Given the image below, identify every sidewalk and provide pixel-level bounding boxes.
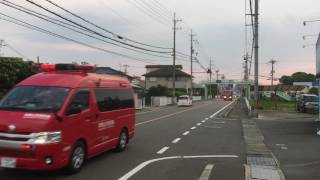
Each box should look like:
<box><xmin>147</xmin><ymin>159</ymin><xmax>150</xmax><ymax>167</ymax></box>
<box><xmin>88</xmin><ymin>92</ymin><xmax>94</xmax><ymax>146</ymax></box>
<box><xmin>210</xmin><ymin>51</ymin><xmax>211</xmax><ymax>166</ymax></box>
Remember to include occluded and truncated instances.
<box><xmin>229</xmin><ymin>101</ymin><xmax>285</xmax><ymax>180</ymax></box>
<box><xmin>256</xmin><ymin>110</ymin><xmax>320</xmax><ymax>180</ymax></box>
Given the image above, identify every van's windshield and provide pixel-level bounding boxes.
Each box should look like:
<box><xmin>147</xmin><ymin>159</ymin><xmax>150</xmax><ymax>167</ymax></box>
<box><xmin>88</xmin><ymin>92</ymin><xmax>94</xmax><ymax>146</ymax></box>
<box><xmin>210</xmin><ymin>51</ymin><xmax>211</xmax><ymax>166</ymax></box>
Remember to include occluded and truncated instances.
<box><xmin>0</xmin><ymin>86</ymin><xmax>70</xmax><ymax>112</ymax></box>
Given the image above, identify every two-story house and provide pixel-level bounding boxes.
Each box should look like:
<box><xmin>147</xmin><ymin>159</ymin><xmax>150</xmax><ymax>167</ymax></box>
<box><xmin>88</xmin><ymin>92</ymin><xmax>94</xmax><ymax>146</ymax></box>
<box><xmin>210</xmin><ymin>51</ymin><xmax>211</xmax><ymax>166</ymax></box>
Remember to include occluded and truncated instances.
<box><xmin>143</xmin><ymin>65</ymin><xmax>192</xmax><ymax>90</ymax></box>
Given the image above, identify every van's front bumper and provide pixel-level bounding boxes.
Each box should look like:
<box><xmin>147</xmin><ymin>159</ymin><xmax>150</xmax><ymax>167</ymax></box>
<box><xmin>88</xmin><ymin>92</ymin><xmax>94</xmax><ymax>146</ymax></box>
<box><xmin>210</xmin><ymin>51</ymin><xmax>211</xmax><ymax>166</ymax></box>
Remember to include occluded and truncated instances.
<box><xmin>0</xmin><ymin>141</ymin><xmax>70</xmax><ymax>170</ymax></box>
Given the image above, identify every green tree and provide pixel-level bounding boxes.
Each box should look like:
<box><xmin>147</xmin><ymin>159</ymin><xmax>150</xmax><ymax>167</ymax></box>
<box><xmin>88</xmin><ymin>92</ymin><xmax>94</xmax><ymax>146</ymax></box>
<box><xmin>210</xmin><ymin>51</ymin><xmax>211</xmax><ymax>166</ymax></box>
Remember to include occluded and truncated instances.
<box><xmin>309</xmin><ymin>87</ymin><xmax>318</xmax><ymax>95</ymax></box>
<box><xmin>147</xmin><ymin>85</ymin><xmax>169</xmax><ymax>97</ymax></box>
<box><xmin>0</xmin><ymin>57</ymin><xmax>37</xmax><ymax>97</ymax></box>
<box><xmin>280</xmin><ymin>72</ymin><xmax>315</xmax><ymax>85</ymax></box>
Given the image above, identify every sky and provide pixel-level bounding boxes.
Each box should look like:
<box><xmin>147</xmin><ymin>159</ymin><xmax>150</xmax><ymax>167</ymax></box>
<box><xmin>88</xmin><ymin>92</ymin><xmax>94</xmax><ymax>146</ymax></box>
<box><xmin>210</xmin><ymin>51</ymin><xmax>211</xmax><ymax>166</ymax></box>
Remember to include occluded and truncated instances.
<box><xmin>0</xmin><ymin>0</ymin><xmax>319</xmax><ymax>85</ymax></box>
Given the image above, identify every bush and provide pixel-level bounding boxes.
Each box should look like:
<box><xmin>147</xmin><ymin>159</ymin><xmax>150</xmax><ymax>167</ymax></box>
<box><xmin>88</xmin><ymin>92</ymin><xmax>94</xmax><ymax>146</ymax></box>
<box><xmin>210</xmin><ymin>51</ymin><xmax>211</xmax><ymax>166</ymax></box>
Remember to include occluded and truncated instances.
<box><xmin>0</xmin><ymin>57</ymin><xmax>38</xmax><ymax>95</ymax></box>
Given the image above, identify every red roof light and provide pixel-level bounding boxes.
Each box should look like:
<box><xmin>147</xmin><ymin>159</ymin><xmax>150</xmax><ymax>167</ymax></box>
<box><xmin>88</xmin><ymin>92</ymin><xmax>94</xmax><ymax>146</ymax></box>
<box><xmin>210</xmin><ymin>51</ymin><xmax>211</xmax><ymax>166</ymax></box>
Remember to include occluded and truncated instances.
<box><xmin>40</xmin><ymin>64</ymin><xmax>96</xmax><ymax>72</ymax></box>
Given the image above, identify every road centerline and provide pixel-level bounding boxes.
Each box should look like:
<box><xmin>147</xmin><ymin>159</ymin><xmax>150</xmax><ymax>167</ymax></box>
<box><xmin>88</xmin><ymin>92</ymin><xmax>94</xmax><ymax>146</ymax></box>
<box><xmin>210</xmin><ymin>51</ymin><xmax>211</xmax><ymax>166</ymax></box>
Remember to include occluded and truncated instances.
<box><xmin>135</xmin><ymin>103</ymin><xmax>212</xmax><ymax>126</ymax></box>
<box><xmin>183</xmin><ymin>131</ymin><xmax>190</xmax><ymax>135</ymax></box>
<box><xmin>157</xmin><ymin>147</ymin><xmax>169</xmax><ymax>154</ymax></box>
<box><xmin>199</xmin><ymin>164</ymin><xmax>215</xmax><ymax>180</ymax></box>
<box><xmin>172</xmin><ymin>138</ymin><xmax>181</xmax><ymax>144</ymax></box>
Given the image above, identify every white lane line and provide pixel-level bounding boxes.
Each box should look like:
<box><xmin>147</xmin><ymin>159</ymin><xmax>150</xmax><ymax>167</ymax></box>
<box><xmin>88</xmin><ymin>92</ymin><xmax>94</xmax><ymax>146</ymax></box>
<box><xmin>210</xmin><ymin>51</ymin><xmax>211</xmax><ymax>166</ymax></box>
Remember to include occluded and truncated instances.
<box><xmin>118</xmin><ymin>155</ymin><xmax>238</xmax><ymax>180</ymax></box>
<box><xmin>276</xmin><ymin>144</ymin><xmax>286</xmax><ymax>146</ymax></box>
<box><xmin>199</xmin><ymin>164</ymin><xmax>215</xmax><ymax>180</ymax></box>
<box><xmin>157</xmin><ymin>147</ymin><xmax>169</xmax><ymax>154</ymax></box>
<box><xmin>183</xmin><ymin>131</ymin><xmax>190</xmax><ymax>135</ymax></box>
<box><xmin>281</xmin><ymin>146</ymin><xmax>288</xmax><ymax>150</ymax></box>
<box><xmin>213</xmin><ymin>121</ymin><xmax>225</xmax><ymax>124</ymax></box>
<box><xmin>205</xmin><ymin>118</ymin><xmax>209</xmax><ymax>120</ymax></box>
<box><xmin>204</xmin><ymin>126</ymin><xmax>222</xmax><ymax>129</ymax></box>
<box><xmin>172</xmin><ymin>138</ymin><xmax>181</xmax><ymax>144</ymax></box>
<box><xmin>201</xmin><ymin>120</ymin><xmax>205</xmax><ymax>123</ymax></box>
<box><xmin>136</xmin><ymin>103</ymin><xmax>211</xmax><ymax>126</ymax></box>
<box><xmin>197</xmin><ymin>123</ymin><xmax>202</xmax><ymax>126</ymax></box>
<box><xmin>209</xmin><ymin>99</ymin><xmax>237</xmax><ymax>118</ymax></box>
<box><xmin>191</xmin><ymin>126</ymin><xmax>196</xmax><ymax>130</ymax></box>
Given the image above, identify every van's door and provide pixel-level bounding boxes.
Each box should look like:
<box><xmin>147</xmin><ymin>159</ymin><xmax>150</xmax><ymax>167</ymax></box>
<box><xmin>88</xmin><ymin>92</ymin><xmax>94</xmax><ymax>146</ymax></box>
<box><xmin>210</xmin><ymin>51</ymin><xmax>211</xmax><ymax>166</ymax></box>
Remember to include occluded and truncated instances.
<box><xmin>63</xmin><ymin>89</ymin><xmax>97</xmax><ymax>154</ymax></box>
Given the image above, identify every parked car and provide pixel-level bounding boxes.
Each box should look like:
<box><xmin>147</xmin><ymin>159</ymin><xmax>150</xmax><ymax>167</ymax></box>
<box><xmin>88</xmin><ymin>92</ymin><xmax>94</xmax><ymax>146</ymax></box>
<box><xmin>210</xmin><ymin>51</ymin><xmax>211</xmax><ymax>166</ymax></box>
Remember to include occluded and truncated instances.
<box><xmin>177</xmin><ymin>95</ymin><xmax>192</xmax><ymax>106</ymax></box>
<box><xmin>0</xmin><ymin>64</ymin><xmax>135</xmax><ymax>173</ymax></box>
<box><xmin>296</xmin><ymin>94</ymin><xmax>319</xmax><ymax>113</ymax></box>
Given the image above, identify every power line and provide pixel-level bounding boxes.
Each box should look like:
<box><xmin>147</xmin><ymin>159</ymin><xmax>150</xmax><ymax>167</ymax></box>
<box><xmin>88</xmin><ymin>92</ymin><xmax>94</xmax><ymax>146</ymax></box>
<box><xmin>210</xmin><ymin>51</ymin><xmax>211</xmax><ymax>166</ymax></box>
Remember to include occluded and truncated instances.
<box><xmin>150</xmin><ymin>0</ymin><xmax>172</xmax><ymax>15</ymax></box>
<box><xmin>125</xmin><ymin>0</ymin><xmax>171</xmax><ymax>27</ymax></box>
<box><xmin>26</xmin><ymin>0</ymin><xmax>172</xmax><ymax>53</ymax></box>
<box><xmin>138</xmin><ymin>0</ymin><xmax>172</xmax><ymax>20</ymax></box>
<box><xmin>44</xmin><ymin>0</ymin><xmax>171</xmax><ymax>50</ymax></box>
<box><xmin>0</xmin><ymin>1</ymin><xmax>174</xmax><ymax>59</ymax></box>
<box><xmin>0</xmin><ymin>13</ymin><xmax>161</xmax><ymax>64</ymax></box>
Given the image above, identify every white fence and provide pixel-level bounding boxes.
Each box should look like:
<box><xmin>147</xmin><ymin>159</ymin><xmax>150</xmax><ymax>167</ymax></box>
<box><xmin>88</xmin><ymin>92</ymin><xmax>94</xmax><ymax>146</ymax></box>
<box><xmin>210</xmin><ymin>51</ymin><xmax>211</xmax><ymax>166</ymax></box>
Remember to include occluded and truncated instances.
<box><xmin>151</xmin><ymin>96</ymin><xmax>173</xmax><ymax>107</ymax></box>
<box><xmin>192</xmin><ymin>96</ymin><xmax>202</xmax><ymax>101</ymax></box>
<box><xmin>134</xmin><ymin>94</ymin><xmax>145</xmax><ymax>109</ymax></box>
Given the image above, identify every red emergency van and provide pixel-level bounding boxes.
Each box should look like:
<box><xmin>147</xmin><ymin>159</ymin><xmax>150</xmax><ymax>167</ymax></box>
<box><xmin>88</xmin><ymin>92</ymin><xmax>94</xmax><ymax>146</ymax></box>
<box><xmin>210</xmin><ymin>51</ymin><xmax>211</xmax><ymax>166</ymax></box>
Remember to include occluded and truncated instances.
<box><xmin>0</xmin><ymin>64</ymin><xmax>135</xmax><ymax>173</ymax></box>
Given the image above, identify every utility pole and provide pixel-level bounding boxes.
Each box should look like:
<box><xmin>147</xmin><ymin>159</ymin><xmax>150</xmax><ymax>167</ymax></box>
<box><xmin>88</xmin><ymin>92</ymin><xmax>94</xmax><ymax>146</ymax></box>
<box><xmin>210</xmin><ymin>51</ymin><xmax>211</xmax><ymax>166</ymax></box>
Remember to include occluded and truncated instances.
<box><xmin>269</xmin><ymin>60</ymin><xmax>276</xmax><ymax>86</ymax></box>
<box><xmin>190</xmin><ymin>30</ymin><xmax>196</xmax><ymax>98</ymax></box>
<box><xmin>0</xmin><ymin>39</ymin><xmax>4</xmax><ymax>57</ymax></box>
<box><xmin>254</xmin><ymin>0</ymin><xmax>259</xmax><ymax>108</ymax></box>
<box><xmin>123</xmin><ymin>64</ymin><xmax>129</xmax><ymax>74</ymax></box>
<box><xmin>216</xmin><ymin>69</ymin><xmax>220</xmax><ymax>97</ymax></box>
<box><xmin>243</xmin><ymin>53</ymin><xmax>250</xmax><ymax>99</ymax></box>
<box><xmin>172</xmin><ymin>12</ymin><xmax>181</xmax><ymax>103</ymax></box>
<box><xmin>209</xmin><ymin>59</ymin><xmax>213</xmax><ymax>99</ymax></box>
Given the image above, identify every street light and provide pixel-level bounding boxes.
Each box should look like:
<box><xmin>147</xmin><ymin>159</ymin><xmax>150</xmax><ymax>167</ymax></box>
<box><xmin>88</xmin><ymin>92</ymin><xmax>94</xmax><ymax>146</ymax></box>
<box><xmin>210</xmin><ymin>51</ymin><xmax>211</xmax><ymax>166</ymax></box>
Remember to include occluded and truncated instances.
<box><xmin>303</xmin><ymin>19</ymin><xmax>320</xmax><ymax>26</ymax></box>
<box><xmin>303</xmin><ymin>34</ymin><xmax>318</xmax><ymax>40</ymax></box>
<box><xmin>302</xmin><ymin>44</ymin><xmax>315</xmax><ymax>48</ymax></box>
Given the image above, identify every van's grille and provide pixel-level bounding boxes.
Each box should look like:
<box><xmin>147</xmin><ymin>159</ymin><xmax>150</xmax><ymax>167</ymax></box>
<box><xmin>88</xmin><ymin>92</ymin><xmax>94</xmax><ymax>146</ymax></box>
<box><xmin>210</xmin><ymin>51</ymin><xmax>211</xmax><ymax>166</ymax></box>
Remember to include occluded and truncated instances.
<box><xmin>0</xmin><ymin>136</ymin><xmax>29</xmax><ymax>141</ymax></box>
<box><xmin>0</xmin><ymin>149</ymin><xmax>35</xmax><ymax>158</ymax></box>
<box><xmin>0</xmin><ymin>132</ymin><xmax>32</xmax><ymax>142</ymax></box>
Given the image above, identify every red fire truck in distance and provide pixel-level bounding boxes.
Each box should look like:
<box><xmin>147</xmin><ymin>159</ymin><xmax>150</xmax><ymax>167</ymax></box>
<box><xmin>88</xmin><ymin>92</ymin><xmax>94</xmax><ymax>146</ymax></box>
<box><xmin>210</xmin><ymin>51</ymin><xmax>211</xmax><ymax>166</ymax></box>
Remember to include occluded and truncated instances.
<box><xmin>0</xmin><ymin>64</ymin><xmax>135</xmax><ymax>173</ymax></box>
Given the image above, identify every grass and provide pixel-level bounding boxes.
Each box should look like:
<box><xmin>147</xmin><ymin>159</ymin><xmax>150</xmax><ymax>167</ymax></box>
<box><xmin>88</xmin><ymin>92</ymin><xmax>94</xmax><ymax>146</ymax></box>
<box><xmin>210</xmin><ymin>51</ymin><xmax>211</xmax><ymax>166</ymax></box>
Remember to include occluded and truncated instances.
<box><xmin>251</xmin><ymin>97</ymin><xmax>296</xmax><ymax>111</ymax></box>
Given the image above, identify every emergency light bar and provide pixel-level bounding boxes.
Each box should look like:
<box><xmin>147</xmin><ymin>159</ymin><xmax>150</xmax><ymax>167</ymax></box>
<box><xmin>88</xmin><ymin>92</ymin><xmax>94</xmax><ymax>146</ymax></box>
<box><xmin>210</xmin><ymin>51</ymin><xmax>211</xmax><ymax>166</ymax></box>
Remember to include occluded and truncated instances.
<box><xmin>40</xmin><ymin>64</ymin><xmax>96</xmax><ymax>72</ymax></box>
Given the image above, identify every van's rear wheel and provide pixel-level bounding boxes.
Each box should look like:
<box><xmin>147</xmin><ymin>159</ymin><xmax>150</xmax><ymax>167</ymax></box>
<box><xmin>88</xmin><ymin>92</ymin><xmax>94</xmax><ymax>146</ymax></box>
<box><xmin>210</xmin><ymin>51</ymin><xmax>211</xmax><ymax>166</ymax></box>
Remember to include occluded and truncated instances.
<box><xmin>115</xmin><ymin>129</ymin><xmax>128</xmax><ymax>152</ymax></box>
<box><xmin>65</xmin><ymin>141</ymin><xmax>86</xmax><ymax>174</ymax></box>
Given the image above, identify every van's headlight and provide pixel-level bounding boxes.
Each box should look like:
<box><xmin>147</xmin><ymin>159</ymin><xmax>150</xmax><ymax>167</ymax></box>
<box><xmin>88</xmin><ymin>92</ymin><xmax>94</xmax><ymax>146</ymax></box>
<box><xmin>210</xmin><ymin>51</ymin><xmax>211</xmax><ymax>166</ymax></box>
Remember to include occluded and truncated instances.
<box><xmin>30</xmin><ymin>131</ymin><xmax>62</xmax><ymax>144</ymax></box>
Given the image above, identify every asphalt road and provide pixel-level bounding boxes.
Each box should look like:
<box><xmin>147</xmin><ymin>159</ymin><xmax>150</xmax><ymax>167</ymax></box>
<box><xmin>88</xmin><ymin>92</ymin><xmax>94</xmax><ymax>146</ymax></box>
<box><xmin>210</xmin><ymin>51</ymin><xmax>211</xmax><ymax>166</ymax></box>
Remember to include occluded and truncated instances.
<box><xmin>0</xmin><ymin>99</ymin><xmax>245</xmax><ymax>180</ymax></box>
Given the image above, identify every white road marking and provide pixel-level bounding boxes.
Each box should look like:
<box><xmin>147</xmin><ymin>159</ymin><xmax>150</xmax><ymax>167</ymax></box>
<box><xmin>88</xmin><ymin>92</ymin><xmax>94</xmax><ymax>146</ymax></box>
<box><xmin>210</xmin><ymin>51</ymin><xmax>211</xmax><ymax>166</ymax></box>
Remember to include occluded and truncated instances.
<box><xmin>183</xmin><ymin>131</ymin><xmax>190</xmax><ymax>135</ymax></box>
<box><xmin>157</xmin><ymin>147</ymin><xmax>169</xmax><ymax>154</ymax></box>
<box><xmin>118</xmin><ymin>155</ymin><xmax>239</xmax><ymax>180</ymax></box>
<box><xmin>209</xmin><ymin>99</ymin><xmax>237</xmax><ymax>118</ymax></box>
<box><xmin>199</xmin><ymin>164</ymin><xmax>215</xmax><ymax>180</ymax></box>
<box><xmin>191</xmin><ymin>126</ymin><xmax>196</xmax><ymax>130</ymax></box>
<box><xmin>201</xmin><ymin>120</ymin><xmax>205</xmax><ymax>123</ymax></box>
<box><xmin>204</xmin><ymin>126</ymin><xmax>222</xmax><ymax>129</ymax></box>
<box><xmin>213</xmin><ymin>121</ymin><xmax>225</xmax><ymax>124</ymax></box>
<box><xmin>280</xmin><ymin>146</ymin><xmax>288</xmax><ymax>150</ymax></box>
<box><xmin>205</xmin><ymin>118</ymin><xmax>209</xmax><ymax>120</ymax></box>
<box><xmin>136</xmin><ymin>103</ymin><xmax>211</xmax><ymax>126</ymax></box>
<box><xmin>197</xmin><ymin>123</ymin><xmax>202</xmax><ymax>126</ymax></box>
<box><xmin>276</xmin><ymin>144</ymin><xmax>286</xmax><ymax>146</ymax></box>
<box><xmin>172</xmin><ymin>138</ymin><xmax>181</xmax><ymax>144</ymax></box>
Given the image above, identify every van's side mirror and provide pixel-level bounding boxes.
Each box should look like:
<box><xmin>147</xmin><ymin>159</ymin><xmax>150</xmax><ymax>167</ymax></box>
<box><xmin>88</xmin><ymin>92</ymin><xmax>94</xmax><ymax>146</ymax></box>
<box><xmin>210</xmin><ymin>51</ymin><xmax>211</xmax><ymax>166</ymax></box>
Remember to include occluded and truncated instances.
<box><xmin>66</xmin><ymin>105</ymin><xmax>82</xmax><ymax>116</ymax></box>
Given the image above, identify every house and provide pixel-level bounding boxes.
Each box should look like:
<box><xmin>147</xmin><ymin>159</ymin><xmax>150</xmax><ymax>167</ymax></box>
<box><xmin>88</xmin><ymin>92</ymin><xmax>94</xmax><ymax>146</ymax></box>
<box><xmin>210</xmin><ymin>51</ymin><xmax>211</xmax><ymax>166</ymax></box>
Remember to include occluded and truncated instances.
<box><xmin>143</xmin><ymin>65</ymin><xmax>192</xmax><ymax>90</ymax></box>
<box><xmin>95</xmin><ymin>67</ymin><xmax>134</xmax><ymax>82</ymax></box>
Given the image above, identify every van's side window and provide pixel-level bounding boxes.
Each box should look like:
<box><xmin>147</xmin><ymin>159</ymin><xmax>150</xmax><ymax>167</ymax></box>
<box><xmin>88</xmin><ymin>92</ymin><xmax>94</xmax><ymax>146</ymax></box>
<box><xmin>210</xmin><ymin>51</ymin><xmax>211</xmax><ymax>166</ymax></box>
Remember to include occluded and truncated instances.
<box><xmin>66</xmin><ymin>90</ymin><xmax>90</xmax><ymax>114</ymax></box>
<box><xmin>94</xmin><ymin>89</ymin><xmax>134</xmax><ymax>112</ymax></box>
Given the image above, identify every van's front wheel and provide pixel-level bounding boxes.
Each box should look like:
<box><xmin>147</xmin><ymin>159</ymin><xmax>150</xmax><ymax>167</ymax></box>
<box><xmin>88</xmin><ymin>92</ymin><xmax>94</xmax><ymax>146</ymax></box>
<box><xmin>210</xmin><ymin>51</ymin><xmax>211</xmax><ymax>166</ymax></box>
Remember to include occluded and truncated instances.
<box><xmin>115</xmin><ymin>129</ymin><xmax>128</xmax><ymax>152</ymax></box>
<box><xmin>65</xmin><ymin>141</ymin><xmax>86</xmax><ymax>174</ymax></box>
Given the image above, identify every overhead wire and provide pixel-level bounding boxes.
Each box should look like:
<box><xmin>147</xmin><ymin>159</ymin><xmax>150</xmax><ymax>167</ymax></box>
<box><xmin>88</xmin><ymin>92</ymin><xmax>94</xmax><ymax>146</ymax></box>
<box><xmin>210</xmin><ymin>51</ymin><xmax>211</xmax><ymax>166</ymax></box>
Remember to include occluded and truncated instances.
<box><xmin>26</xmin><ymin>0</ymin><xmax>172</xmax><ymax>53</ymax></box>
<box><xmin>124</xmin><ymin>0</ymin><xmax>171</xmax><ymax>27</ymax></box>
<box><xmin>44</xmin><ymin>0</ymin><xmax>171</xmax><ymax>50</ymax></box>
<box><xmin>0</xmin><ymin>1</ymin><xmax>175</xmax><ymax>60</ymax></box>
<box><xmin>0</xmin><ymin>13</ymin><xmax>160</xmax><ymax>64</ymax></box>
